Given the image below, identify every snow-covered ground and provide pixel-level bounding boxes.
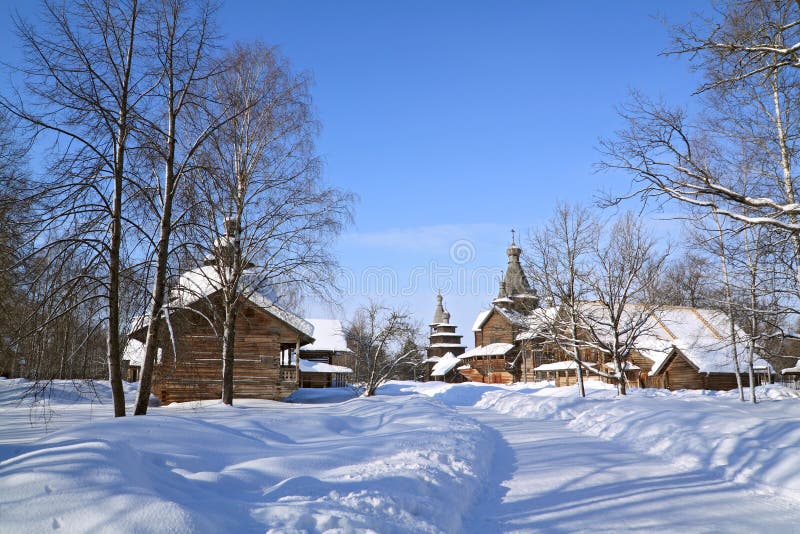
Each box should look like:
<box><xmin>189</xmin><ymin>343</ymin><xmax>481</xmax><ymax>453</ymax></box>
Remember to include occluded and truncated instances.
<box><xmin>2</xmin><ymin>378</ymin><xmax>800</xmax><ymax>532</ymax></box>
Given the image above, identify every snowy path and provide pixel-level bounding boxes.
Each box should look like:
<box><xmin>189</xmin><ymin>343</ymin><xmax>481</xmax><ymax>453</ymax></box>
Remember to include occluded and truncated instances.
<box><xmin>459</xmin><ymin>407</ymin><xmax>797</xmax><ymax>533</ymax></box>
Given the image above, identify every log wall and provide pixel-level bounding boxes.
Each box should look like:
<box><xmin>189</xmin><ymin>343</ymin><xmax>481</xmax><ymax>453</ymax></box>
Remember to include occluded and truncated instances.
<box><xmin>149</xmin><ymin>299</ymin><xmax>305</xmax><ymax>404</ymax></box>
<box><xmin>474</xmin><ymin>312</ymin><xmax>515</xmax><ymax>347</ymax></box>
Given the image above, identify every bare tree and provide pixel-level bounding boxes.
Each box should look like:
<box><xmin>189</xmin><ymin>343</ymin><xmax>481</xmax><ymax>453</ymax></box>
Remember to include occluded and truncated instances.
<box><xmin>345</xmin><ymin>303</ymin><xmax>420</xmax><ymax>397</ymax></box>
<box><xmin>3</xmin><ymin>0</ymin><xmax>148</xmax><ymax>416</ymax></box>
<box><xmin>0</xmin><ymin>110</ymin><xmax>30</xmax><ymax>377</ymax></box>
<box><xmin>528</xmin><ymin>203</ymin><xmax>599</xmax><ymax>397</ymax></box>
<box><xmin>723</xmin><ymin>214</ymin><xmax>786</xmax><ymax>402</ymax></box>
<box><xmin>654</xmin><ymin>250</ymin><xmax>719</xmax><ymax>307</ymax></box>
<box><xmin>601</xmin><ymin>1</ymin><xmax>800</xmax><ymax>282</ymax></box>
<box><xmin>133</xmin><ymin>0</ymin><xmax>224</xmax><ymax>415</ymax></box>
<box><xmin>691</xmin><ymin>211</ymin><xmax>748</xmax><ymax>400</ymax></box>
<box><xmin>582</xmin><ymin>213</ymin><xmax>668</xmax><ymax>395</ymax></box>
<box><xmin>186</xmin><ymin>42</ymin><xmax>352</xmax><ymax>405</ymax></box>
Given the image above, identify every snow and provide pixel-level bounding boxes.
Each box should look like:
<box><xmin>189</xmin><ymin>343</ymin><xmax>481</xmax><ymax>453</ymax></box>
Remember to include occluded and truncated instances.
<box><xmin>121</xmin><ymin>339</ymin><xmax>161</xmax><ymax>367</ymax></box>
<box><xmin>533</xmin><ymin>360</ymin><xmax>597</xmax><ymax>371</ymax></box>
<box><xmin>471</xmin><ymin>310</ymin><xmax>491</xmax><ymax>332</ymax></box>
<box><xmin>300</xmin><ymin>319</ymin><xmax>351</xmax><ymax>353</ymax></box>
<box><xmin>0</xmin><ymin>378</ymin><xmax>490</xmax><ymax>533</ymax></box>
<box><xmin>297</xmin><ymin>358</ymin><xmax>352</xmax><ymax>374</ymax></box>
<box><xmin>459</xmin><ymin>343</ymin><xmax>514</xmax><ymax>359</ymax></box>
<box><xmin>4</xmin><ymin>377</ymin><xmax>800</xmax><ymax>532</ymax></box>
<box><xmin>121</xmin><ymin>339</ymin><xmax>144</xmax><ymax>367</ymax></box>
<box><xmin>172</xmin><ymin>265</ymin><xmax>314</xmax><ymax>338</ymax></box>
<box><xmin>431</xmin><ymin>352</ymin><xmax>460</xmax><ymax>376</ymax></box>
<box><xmin>428</xmin><ymin>342</ymin><xmax>467</xmax><ymax>348</ymax></box>
<box><xmin>603</xmin><ymin>361</ymin><xmax>640</xmax><ymax>370</ymax></box>
<box><xmin>782</xmin><ymin>359</ymin><xmax>800</xmax><ymax>374</ymax></box>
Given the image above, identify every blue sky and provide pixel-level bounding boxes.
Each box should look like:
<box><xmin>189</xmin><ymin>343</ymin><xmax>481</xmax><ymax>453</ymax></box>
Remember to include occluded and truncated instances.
<box><xmin>0</xmin><ymin>1</ymin><xmax>705</xmax><ymax>342</ymax></box>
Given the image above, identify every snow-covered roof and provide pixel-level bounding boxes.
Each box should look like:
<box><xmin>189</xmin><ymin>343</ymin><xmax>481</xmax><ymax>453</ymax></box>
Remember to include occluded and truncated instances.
<box><xmin>505</xmin><ymin>301</ymin><xmax>773</xmax><ymax>376</ymax></box>
<box><xmin>603</xmin><ymin>361</ymin><xmax>640</xmax><ymax>371</ymax></box>
<box><xmin>423</xmin><ymin>356</ymin><xmax>441</xmax><ymax>363</ymax></box>
<box><xmin>298</xmin><ymin>358</ymin><xmax>352</xmax><ymax>374</ymax></box>
<box><xmin>300</xmin><ymin>319</ymin><xmax>351</xmax><ymax>353</ymax></box>
<box><xmin>430</xmin><ymin>331</ymin><xmax>462</xmax><ymax>337</ymax></box>
<box><xmin>515</xmin><ymin>307</ymin><xmax>558</xmax><ymax>340</ymax></box>
<box><xmin>534</xmin><ymin>361</ymin><xmax>596</xmax><ymax>372</ymax></box>
<box><xmin>472</xmin><ymin>310</ymin><xmax>492</xmax><ymax>332</ymax></box>
<box><xmin>431</xmin><ymin>352</ymin><xmax>461</xmax><ymax>377</ymax></box>
<box><xmin>121</xmin><ymin>339</ymin><xmax>161</xmax><ymax>367</ymax></box>
<box><xmin>459</xmin><ymin>343</ymin><xmax>514</xmax><ymax>359</ymax></box>
<box><xmin>782</xmin><ymin>362</ymin><xmax>800</xmax><ymax>375</ymax></box>
<box><xmin>472</xmin><ymin>306</ymin><xmax>536</xmax><ymax>333</ymax></box>
<box><xmin>495</xmin><ymin>306</ymin><xmax>530</xmax><ymax>327</ymax></box>
<box><xmin>122</xmin><ymin>339</ymin><xmax>144</xmax><ymax>367</ymax></box>
<box><xmin>650</xmin><ymin>307</ymin><xmax>773</xmax><ymax>375</ymax></box>
<box><xmin>171</xmin><ymin>265</ymin><xmax>314</xmax><ymax>338</ymax></box>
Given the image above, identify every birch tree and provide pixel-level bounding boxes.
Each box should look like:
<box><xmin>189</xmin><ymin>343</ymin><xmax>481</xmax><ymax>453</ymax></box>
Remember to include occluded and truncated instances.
<box><xmin>699</xmin><ymin>211</ymin><xmax>747</xmax><ymax>400</ymax></box>
<box><xmin>601</xmin><ymin>0</ymin><xmax>800</xmax><ymax>283</ymax></box>
<box><xmin>188</xmin><ymin>42</ymin><xmax>352</xmax><ymax>405</ymax></box>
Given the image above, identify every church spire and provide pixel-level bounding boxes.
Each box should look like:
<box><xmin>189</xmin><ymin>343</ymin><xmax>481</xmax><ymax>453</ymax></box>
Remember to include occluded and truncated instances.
<box><xmin>504</xmin><ymin>232</ymin><xmax>530</xmax><ymax>296</ymax></box>
<box><xmin>492</xmin><ymin>231</ymin><xmax>538</xmax><ymax>310</ymax></box>
<box><xmin>431</xmin><ymin>293</ymin><xmax>445</xmax><ymax>325</ymax></box>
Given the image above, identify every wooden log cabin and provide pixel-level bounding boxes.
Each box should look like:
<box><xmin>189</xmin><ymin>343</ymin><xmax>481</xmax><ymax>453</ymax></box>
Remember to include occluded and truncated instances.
<box><xmin>126</xmin><ymin>264</ymin><xmax>352</xmax><ymax>404</ymax></box>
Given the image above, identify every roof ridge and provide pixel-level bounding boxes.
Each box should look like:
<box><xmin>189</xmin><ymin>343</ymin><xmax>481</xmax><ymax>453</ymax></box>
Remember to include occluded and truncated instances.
<box><xmin>652</xmin><ymin>313</ymin><xmax>678</xmax><ymax>341</ymax></box>
<box><xmin>690</xmin><ymin>308</ymin><xmax>724</xmax><ymax>340</ymax></box>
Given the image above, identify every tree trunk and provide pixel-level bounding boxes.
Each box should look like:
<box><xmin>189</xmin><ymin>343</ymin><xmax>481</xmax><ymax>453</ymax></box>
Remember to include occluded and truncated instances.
<box><xmin>572</xmin><ymin>318</ymin><xmax>585</xmax><ymax>398</ymax></box>
<box><xmin>616</xmin><ymin>357</ymin><xmax>627</xmax><ymax>396</ymax></box>
<box><xmin>107</xmin><ymin>124</ymin><xmax>127</xmax><ymax>418</ymax></box>
<box><xmin>714</xmin><ymin>216</ymin><xmax>745</xmax><ymax>402</ymax></box>
<box><xmin>221</xmin><ymin>304</ymin><xmax>237</xmax><ymax>405</ymax></box>
<box><xmin>133</xmin><ymin>210</ymin><xmax>172</xmax><ymax>415</ymax></box>
<box><xmin>107</xmin><ymin>0</ymin><xmax>138</xmax><ymax>417</ymax></box>
<box><xmin>134</xmin><ymin>115</ymin><xmax>177</xmax><ymax>415</ymax></box>
<box><xmin>575</xmin><ymin>353</ymin><xmax>586</xmax><ymax>398</ymax></box>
